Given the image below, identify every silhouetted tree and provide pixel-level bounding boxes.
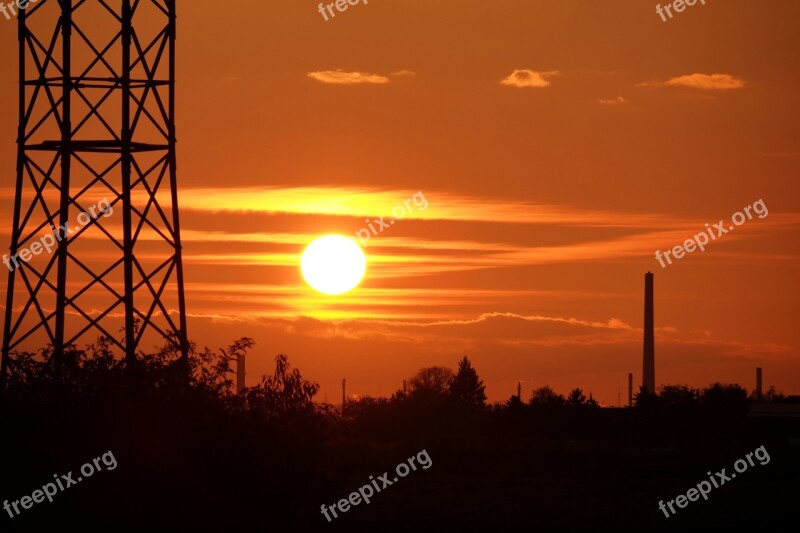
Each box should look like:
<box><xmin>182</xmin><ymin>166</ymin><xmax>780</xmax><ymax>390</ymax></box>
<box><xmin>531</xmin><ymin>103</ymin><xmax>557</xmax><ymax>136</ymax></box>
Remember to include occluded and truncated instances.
<box><xmin>407</xmin><ymin>366</ymin><xmax>454</xmax><ymax>399</ymax></box>
<box><xmin>700</xmin><ymin>382</ymin><xmax>749</xmax><ymax>413</ymax></box>
<box><xmin>506</xmin><ymin>394</ymin><xmax>524</xmax><ymax>409</ymax></box>
<box><xmin>586</xmin><ymin>393</ymin><xmax>599</xmax><ymax>408</ymax></box>
<box><xmin>657</xmin><ymin>384</ymin><xmax>699</xmax><ymax>408</ymax></box>
<box><xmin>567</xmin><ymin>388</ymin><xmax>588</xmax><ymax>406</ymax></box>
<box><xmin>565</xmin><ymin>388</ymin><xmax>600</xmax><ymax>411</ymax></box>
<box><xmin>763</xmin><ymin>385</ymin><xmax>785</xmax><ymax>402</ymax></box>
<box><xmin>245</xmin><ymin>353</ymin><xmax>320</xmax><ymax>417</ymax></box>
<box><xmin>390</xmin><ymin>388</ymin><xmax>408</xmax><ymax>401</ymax></box>
<box><xmin>450</xmin><ymin>356</ymin><xmax>487</xmax><ymax>408</ymax></box>
<box><xmin>192</xmin><ymin>337</ymin><xmax>253</xmax><ymax>399</ymax></box>
<box><xmin>529</xmin><ymin>385</ymin><xmax>565</xmax><ymax>408</ymax></box>
<box><xmin>748</xmin><ymin>385</ymin><xmax>786</xmax><ymax>402</ymax></box>
<box><xmin>633</xmin><ymin>385</ymin><xmax>658</xmax><ymax>409</ymax></box>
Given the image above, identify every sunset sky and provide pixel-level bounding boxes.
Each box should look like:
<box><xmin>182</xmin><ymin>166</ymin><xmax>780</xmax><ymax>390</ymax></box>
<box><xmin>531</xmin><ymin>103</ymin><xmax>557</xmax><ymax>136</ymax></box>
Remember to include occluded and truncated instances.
<box><xmin>1</xmin><ymin>0</ymin><xmax>799</xmax><ymax>404</ymax></box>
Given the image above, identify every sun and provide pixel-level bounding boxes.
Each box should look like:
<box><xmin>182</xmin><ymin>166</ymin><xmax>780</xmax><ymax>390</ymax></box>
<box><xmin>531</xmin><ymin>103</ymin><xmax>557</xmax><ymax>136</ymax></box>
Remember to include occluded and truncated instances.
<box><xmin>301</xmin><ymin>235</ymin><xmax>366</xmax><ymax>295</ymax></box>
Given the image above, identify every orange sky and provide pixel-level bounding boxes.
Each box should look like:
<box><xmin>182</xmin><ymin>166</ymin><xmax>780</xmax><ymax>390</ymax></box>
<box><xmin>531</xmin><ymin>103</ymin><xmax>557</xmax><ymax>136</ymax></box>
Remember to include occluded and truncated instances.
<box><xmin>1</xmin><ymin>0</ymin><xmax>799</xmax><ymax>404</ymax></box>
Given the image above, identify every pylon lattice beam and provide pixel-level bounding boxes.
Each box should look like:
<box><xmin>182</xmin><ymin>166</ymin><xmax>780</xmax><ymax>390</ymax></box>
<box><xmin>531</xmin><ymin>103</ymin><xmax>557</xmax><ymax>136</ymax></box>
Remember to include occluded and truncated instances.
<box><xmin>1</xmin><ymin>0</ymin><xmax>188</xmax><ymax>388</ymax></box>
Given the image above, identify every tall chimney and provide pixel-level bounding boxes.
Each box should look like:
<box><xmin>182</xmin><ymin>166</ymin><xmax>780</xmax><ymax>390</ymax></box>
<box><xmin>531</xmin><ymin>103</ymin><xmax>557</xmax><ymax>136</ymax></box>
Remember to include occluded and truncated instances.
<box><xmin>517</xmin><ymin>381</ymin><xmax>522</xmax><ymax>401</ymax></box>
<box><xmin>236</xmin><ymin>352</ymin><xmax>246</xmax><ymax>394</ymax></box>
<box><xmin>642</xmin><ymin>272</ymin><xmax>655</xmax><ymax>394</ymax></box>
<box><xmin>628</xmin><ymin>372</ymin><xmax>633</xmax><ymax>406</ymax></box>
<box><xmin>342</xmin><ymin>378</ymin><xmax>346</xmax><ymax>413</ymax></box>
<box><xmin>756</xmin><ymin>368</ymin><xmax>763</xmax><ymax>400</ymax></box>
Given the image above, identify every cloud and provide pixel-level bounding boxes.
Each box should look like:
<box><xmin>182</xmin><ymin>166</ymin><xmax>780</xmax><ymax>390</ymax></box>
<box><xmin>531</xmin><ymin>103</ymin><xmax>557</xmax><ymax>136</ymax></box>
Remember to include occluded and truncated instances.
<box><xmin>307</xmin><ymin>70</ymin><xmax>390</xmax><ymax>85</ymax></box>
<box><xmin>598</xmin><ymin>96</ymin><xmax>627</xmax><ymax>105</ymax></box>
<box><xmin>173</xmin><ymin>186</ymin><xmax>685</xmax><ymax>227</ymax></box>
<box><xmin>391</xmin><ymin>70</ymin><xmax>415</xmax><ymax>77</ymax></box>
<box><xmin>640</xmin><ymin>73</ymin><xmax>746</xmax><ymax>90</ymax></box>
<box><xmin>500</xmin><ymin>69</ymin><xmax>559</xmax><ymax>88</ymax></box>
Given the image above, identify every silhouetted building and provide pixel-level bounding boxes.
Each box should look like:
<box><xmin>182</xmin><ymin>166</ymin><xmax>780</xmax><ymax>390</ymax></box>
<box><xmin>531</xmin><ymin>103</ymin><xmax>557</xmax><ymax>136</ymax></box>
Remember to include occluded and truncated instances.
<box><xmin>642</xmin><ymin>272</ymin><xmax>655</xmax><ymax>393</ymax></box>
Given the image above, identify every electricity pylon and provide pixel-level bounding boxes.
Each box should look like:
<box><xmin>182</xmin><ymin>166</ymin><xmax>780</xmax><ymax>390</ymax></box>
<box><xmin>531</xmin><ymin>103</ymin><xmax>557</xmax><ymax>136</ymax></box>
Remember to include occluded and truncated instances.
<box><xmin>1</xmin><ymin>0</ymin><xmax>188</xmax><ymax>391</ymax></box>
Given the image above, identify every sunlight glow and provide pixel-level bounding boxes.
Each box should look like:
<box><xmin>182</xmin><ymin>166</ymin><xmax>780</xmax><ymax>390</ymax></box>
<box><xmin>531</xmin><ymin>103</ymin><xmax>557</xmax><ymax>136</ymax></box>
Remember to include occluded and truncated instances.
<box><xmin>301</xmin><ymin>235</ymin><xmax>366</xmax><ymax>295</ymax></box>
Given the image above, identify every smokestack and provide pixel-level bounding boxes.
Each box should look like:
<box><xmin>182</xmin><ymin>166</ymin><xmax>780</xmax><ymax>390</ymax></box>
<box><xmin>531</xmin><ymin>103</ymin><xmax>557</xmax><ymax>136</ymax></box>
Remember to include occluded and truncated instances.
<box><xmin>342</xmin><ymin>378</ymin><xmax>346</xmax><ymax>413</ymax></box>
<box><xmin>756</xmin><ymin>368</ymin><xmax>763</xmax><ymax>400</ymax></box>
<box><xmin>628</xmin><ymin>373</ymin><xmax>633</xmax><ymax>406</ymax></box>
<box><xmin>517</xmin><ymin>381</ymin><xmax>522</xmax><ymax>401</ymax></box>
<box><xmin>236</xmin><ymin>352</ymin><xmax>245</xmax><ymax>394</ymax></box>
<box><xmin>642</xmin><ymin>272</ymin><xmax>655</xmax><ymax>394</ymax></box>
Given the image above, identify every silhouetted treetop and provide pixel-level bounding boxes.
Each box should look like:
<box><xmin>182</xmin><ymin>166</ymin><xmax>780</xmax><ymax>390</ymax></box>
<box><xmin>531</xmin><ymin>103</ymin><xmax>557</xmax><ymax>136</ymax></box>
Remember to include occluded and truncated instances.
<box><xmin>529</xmin><ymin>385</ymin><xmax>565</xmax><ymax>408</ymax></box>
<box><xmin>450</xmin><ymin>356</ymin><xmax>487</xmax><ymax>408</ymax></box>
<box><xmin>245</xmin><ymin>353</ymin><xmax>320</xmax><ymax>417</ymax></box>
<box><xmin>407</xmin><ymin>366</ymin><xmax>454</xmax><ymax>399</ymax></box>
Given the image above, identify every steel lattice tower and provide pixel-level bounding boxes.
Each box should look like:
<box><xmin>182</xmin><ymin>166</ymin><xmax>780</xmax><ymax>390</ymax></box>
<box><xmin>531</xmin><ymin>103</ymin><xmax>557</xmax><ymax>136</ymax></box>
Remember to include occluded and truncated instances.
<box><xmin>1</xmin><ymin>0</ymin><xmax>188</xmax><ymax>389</ymax></box>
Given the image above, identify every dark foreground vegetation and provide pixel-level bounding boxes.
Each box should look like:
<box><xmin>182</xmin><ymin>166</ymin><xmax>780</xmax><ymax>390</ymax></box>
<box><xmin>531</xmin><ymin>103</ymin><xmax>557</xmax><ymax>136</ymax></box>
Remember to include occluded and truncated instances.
<box><xmin>1</xmin><ymin>338</ymin><xmax>797</xmax><ymax>531</ymax></box>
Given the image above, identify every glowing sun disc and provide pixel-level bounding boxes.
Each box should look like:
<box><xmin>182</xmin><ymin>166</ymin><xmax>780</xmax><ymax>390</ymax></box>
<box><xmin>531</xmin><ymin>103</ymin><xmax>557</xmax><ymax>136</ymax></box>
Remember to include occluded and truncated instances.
<box><xmin>301</xmin><ymin>235</ymin><xmax>366</xmax><ymax>295</ymax></box>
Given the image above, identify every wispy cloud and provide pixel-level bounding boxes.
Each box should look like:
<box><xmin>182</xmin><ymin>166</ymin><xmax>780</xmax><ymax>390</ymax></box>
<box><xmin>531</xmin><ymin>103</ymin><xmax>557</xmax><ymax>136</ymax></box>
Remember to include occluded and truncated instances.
<box><xmin>598</xmin><ymin>96</ymin><xmax>627</xmax><ymax>105</ymax></box>
<box><xmin>307</xmin><ymin>70</ymin><xmax>390</xmax><ymax>85</ymax></box>
<box><xmin>174</xmin><ymin>186</ymin><xmax>682</xmax><ymax>227</ymax></box>
<box><xmin>639</xmin><ymin>73</ymin><xmax>746</xmax><ymax>90</ymax></box>
<box><xmin>500</xmin><ymin>69</ymin><xmax>559</xmax><ymax>88</ymax></box>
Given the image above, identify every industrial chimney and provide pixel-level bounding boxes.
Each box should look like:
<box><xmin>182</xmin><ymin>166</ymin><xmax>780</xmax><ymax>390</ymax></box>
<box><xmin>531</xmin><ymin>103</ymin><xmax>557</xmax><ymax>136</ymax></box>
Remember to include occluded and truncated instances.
<box><xmin>642</xmin><ymin>272</ymin><xmax>655</xmax><ymax>394</ymax></box>
<box><xmin>628</xmin><ymin>372</ymin><xmax>633</xmax><ymax>406</ymax></box>
<box><xmin>756</xmin><ymin>368</ymin><xmax>763</xmax><ymax>400</ymax></box>
<box><xmin>236</xmin><ymin>352</ymin><xmax>246</xmax><ymax>394</ymax></box>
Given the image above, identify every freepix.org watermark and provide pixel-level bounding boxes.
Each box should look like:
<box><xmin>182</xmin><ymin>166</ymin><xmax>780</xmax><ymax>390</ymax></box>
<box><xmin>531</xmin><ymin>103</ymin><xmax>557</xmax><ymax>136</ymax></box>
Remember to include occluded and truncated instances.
<box><xmin>2</xmin><ymin>198</ymin><xmax>113</xmax><ymax>272</ymax></box>
<box><xmin>655</xmin><ymin>199</ymin><xmax>768</xmax><ymax>268</ymax></box>
<box><xmin>0</xmin><ymin>0</ymin><xmax>39</xmax><ymax>21</ymax></box>
<box><xmin>656</xmin><ymin>0</ymin><xmax>707</xmax><ymax>23</ymax></box>
<box><xmin>354</xmin><ymin>191</ymin><xmax>428</xmax><ymax>248</ymax></box>
<box><xmin>658</xmin><ymin>445</ymin><xmax>770</xmax><ymax>518</ymax></box>
<box><xmin>317</xmin><ymin>0</ymin><xmax>368</xmax><ymax>22</ymax></box>
<box><xmin>320</xmin><ymin>449</ymin><xmax>433</xmax><ymax>522</ymax></box>
<box><xmin>3</xmin><ymin>450</ymin><xmax>118</xmax><ymax>519</ymax></box>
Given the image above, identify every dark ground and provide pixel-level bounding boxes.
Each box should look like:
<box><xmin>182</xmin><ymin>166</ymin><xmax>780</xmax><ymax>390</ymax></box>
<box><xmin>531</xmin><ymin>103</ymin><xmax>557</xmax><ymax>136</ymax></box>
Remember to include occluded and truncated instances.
<box><xmin>1</xmin><ymin>396</ymin><xmax>798</xmax><ymax>532</ymax></box>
